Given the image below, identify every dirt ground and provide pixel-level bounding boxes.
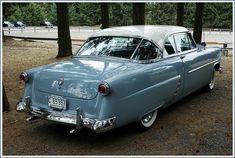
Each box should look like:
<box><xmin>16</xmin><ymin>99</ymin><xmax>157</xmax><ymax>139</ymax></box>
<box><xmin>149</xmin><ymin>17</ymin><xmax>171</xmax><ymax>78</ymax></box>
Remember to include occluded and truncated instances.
<box><xmin>2</xmin><ymin>38</ymin><xmax>233</xmax><ymax>155</ymax></box>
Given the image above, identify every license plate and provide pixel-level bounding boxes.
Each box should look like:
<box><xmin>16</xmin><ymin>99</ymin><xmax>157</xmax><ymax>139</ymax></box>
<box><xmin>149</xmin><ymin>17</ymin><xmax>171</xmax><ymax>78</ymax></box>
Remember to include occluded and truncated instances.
<box><xmin>48</xmin><ymin>95</ymin><xmax>66</xmax><ymax>110</ymax></box>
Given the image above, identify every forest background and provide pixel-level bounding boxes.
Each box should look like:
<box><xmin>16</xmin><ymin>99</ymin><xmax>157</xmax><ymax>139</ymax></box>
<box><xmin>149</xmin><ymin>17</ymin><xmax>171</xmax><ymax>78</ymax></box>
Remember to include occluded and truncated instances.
<box><xmin>3</xmin><ymin>3</ymin><xmax>233</xmax><ymax>29</ymax></box>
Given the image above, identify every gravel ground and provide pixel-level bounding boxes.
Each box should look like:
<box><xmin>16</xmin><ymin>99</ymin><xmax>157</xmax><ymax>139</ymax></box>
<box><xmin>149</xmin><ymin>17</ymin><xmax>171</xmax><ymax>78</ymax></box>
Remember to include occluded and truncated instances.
<box><xmin>2</xmin><ymin>38</ymin><xmax>233</xmax><ymax>156</ymax></box>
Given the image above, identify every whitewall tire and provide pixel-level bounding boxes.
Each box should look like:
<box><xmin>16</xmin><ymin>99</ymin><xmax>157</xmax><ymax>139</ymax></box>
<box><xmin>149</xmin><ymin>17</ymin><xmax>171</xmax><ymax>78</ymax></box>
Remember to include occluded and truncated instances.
<box><xmin>136</xmin><ymin>109</ymin><xmax>158</xmax><ymax>131</ymax></box>
<box><xmin>206</xmin><ymin>69</ymin><xmax>215</xmax><ymax>91</ymax></box>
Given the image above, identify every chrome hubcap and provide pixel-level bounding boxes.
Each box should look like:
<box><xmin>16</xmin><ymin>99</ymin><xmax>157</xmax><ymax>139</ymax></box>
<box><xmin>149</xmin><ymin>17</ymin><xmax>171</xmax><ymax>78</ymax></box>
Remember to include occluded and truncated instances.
<box><xmin>142</xmin><ymin>112</ymin><xmax>153</xmax><ymax>123</ymax></box>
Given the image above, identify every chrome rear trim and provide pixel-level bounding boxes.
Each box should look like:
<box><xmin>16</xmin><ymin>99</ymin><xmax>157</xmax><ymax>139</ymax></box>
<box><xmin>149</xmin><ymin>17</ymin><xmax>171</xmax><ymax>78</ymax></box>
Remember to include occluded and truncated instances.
<box><xmin>17</xmin><ymin>98</ymin><xmax>116</xmax><ymax>132</ymax></box>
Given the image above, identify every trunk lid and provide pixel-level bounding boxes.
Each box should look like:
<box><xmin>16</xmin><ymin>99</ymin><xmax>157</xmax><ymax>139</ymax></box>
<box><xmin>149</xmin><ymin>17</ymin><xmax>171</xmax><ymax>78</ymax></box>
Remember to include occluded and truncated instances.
<box><xmin>34</xmin><ymin>57</ymin><xmax>129</xmax><ymax>100</ymax></box>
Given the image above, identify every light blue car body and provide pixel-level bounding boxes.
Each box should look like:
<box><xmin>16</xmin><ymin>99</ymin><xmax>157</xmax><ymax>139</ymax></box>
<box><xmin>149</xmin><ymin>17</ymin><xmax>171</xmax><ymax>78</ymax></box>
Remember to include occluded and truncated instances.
<box><xmin>17</xmin><ymin>25</ymin><xmax>222</xmax><ymax>132</ymax></box>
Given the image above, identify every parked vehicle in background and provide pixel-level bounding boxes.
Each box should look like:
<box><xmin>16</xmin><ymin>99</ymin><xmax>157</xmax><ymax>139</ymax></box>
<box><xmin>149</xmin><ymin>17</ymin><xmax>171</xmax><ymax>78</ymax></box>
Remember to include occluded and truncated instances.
<box><xmin>40</xmin><ymin>21</ymin><xmax>53</xmax><ymax>28</ymax></box>
<box><xmin>16</xmin><ymin>25</ymin><xmax>222</xmax><ymax>133</ymax></box>
<box><xmin>3</xmin><ymin>21</ymin><xmax>14</xmax><ymax>28</ymax></box>
<box><xmin>14</xmin><ymin>21</ymin><xmax>26</xmax><ymax>28</ymax></box>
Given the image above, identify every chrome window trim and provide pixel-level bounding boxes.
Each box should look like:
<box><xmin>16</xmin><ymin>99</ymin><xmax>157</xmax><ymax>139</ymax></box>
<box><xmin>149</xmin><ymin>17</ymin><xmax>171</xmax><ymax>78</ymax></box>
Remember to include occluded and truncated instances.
<box><xmin>187</xmin><ymin>32</ymin><xmax>197</xmax><ymax>48</ymax></box>
<box><xmin>163</xmin><ymin>48</ymin><xmax>198</xmax><ymax>60</ymax></box>
<box><xmin>163</xmin><ymin>34</ymin><xmax>177</xmax><ymax>57</ymax></box>
<box><xmin>130</xmin><ymin>38</ymin><xmax>144</xmax><ymax>59</ymax></box>
<box><xmin>177</xmin><ymin>48</ymin><xmax>198</xmax><ymax>55</ymax></box>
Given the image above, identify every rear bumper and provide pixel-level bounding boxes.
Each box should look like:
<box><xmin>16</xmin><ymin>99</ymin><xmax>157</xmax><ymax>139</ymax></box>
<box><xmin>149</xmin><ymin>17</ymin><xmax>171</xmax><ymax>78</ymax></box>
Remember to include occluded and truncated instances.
<box><xmin>16</xmin><ymin>96</ymin><xmax>116</xmax><ymax>133</ymax></box>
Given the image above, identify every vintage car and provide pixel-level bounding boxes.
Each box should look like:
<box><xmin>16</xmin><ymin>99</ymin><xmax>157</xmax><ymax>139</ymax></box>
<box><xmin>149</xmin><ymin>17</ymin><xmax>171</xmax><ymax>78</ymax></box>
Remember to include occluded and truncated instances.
<box><xmin>40</xmin><ymin>21</ymin><xmax>53</xmax><ymax>28</ymax></box>
<box><xmin>3</xmin><ymin>21</ymin><xmax>14</xmax><ymax>28</ymax></box>
<box><xmin>14</xmin><ymin>21</ymin><xmax>26</xmax><ymax>28</ymax></box>
<box><xmin>17</xmin><ymin>25</ymin><xmax>222</xmax><ymax>133</ymax></box>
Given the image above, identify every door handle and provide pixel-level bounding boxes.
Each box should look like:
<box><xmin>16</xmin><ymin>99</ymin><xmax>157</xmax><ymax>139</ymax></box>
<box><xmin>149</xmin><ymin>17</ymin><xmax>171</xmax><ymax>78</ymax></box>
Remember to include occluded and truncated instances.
<box><xmin>180</xmin><ymin>55</ymin><xmax>186</xmax><ymax>59</ymax></box>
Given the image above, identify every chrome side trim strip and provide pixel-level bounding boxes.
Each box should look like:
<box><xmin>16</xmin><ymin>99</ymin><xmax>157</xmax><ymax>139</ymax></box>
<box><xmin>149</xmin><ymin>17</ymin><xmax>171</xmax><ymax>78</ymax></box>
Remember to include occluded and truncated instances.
<box><xmin>163</xmin><ymin>48</ymin><xmax>198</xmax><ymax>60</ymax></box>
<box><xmin>188</xmin><ymin>60</ymin><xmax>219</xmax><ymax>73</ymax></box>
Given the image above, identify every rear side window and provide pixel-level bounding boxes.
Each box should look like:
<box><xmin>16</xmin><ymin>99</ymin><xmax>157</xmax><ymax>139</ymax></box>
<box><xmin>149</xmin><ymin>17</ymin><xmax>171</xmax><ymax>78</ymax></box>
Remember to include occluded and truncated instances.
<box><xmin>164</xmin><ymin>36</ymin><xmax>176</xmax><ymax>55</ymax></box>
<box><xmin>132</xmin><ymin>40</ymin><xmax>161</xmax><ymax>60</ymax></box>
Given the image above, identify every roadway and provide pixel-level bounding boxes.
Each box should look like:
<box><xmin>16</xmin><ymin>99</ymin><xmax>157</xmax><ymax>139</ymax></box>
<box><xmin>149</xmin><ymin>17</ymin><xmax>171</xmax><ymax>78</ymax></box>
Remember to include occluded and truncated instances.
<box><xmin>3</xmin><ymin>26</ymin><xmax>233</xmax><ymax>48</ymax></box>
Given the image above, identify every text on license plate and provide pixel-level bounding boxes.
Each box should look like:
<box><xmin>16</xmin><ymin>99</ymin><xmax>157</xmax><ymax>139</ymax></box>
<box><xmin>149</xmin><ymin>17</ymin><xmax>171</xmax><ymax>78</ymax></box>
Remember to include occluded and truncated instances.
<box><xmin>48</xmin><ymin>95</ymin><xmax>66</xmax><ymax>110</ymax></box>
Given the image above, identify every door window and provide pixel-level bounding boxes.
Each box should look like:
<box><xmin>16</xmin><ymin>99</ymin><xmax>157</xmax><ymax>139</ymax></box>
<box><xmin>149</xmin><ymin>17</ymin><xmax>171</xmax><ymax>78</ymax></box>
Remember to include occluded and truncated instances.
<box><xmin>188</xmin><ymin>33</ymin><xmax>197</xmax><ymax>49</ymax></box>
<box><xmin>174</xmin><ymin>33</ymin><xmax>192</xmax><ymax>52</ymax></box>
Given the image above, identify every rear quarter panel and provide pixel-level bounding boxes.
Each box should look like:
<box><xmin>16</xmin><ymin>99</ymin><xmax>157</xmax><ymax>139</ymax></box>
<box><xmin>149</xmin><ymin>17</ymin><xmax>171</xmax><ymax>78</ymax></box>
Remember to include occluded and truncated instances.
<box><xmin>96</xmin><ymin>57</ymin><xmax>184</xmax><ymax>128</ymax></box>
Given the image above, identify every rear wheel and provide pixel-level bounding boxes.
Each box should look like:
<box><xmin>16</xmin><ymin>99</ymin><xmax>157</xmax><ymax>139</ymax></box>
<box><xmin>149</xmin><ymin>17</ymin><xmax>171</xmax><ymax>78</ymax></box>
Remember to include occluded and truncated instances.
<box><xmin>205</xmin><ymin>69</ymin><xmax>215</xmax><ymax>91</ymax></box>
<box><xmin>136</xmin><ymin>110</ymin><xmax>158</xmax><ymax>131</ymax></box>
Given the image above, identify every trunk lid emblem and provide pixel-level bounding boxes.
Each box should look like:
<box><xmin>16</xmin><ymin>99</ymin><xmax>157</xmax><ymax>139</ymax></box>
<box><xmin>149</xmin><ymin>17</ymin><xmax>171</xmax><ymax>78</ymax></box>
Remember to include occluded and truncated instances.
<box><xmin>57</xmin><ymin>78</ymin><xmax>64</xmax><ymax>87</ymax></box>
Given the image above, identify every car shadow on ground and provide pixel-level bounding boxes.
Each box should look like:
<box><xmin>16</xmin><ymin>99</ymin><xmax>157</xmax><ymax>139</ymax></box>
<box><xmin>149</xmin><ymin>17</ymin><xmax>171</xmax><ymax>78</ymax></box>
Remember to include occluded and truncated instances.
<box><xmin>30</xmin><ymin>88</ymin><xmax>207</xmax><ymax>142</ymax></box>
<box><xmin>4</xmin><ymin>83</ymin><xmax>231</xmax><ymax>155</ymax></box>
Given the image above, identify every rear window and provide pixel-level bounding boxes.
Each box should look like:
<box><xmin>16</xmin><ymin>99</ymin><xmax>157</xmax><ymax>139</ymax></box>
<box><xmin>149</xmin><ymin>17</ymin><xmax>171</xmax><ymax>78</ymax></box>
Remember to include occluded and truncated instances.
<box><xmin>77</xmin><ymin>36</ymin><xmax>142</xmax><ymax>59</ymax></box>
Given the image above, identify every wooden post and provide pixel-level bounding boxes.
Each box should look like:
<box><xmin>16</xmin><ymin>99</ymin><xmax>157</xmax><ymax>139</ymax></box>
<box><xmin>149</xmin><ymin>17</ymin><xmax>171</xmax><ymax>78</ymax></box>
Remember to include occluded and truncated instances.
<box><xmin>3</xmin><ymin>84</ymin><xmax>9</xmax><ymax>112</ymax></box>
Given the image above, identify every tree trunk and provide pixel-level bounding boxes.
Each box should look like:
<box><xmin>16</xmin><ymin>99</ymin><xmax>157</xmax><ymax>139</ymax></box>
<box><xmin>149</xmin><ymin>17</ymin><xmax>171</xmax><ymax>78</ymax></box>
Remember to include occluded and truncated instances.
<box><xmin>133</xmin><ymin>3</ymin><xmax>145</xmax><ymax>25</ymax></box>
<box><xmin>176</xmin><ymin>3</ymin><xmax>184</xmax><ymax>26</ymax></box>
<box><xmin>101</xmin><ymin>3</ymin><xmax>109</xmax><ymax>29</ymax></box>
<box><xmin>56</xmin><ymin>3</ymin><xmax>72</xmax><ymax>58</ymax></box>
<box><xmin>2</xmin><ymin>27</ymin><xmax>4</xmax><ymax>37</ymax></box>
<box><xmin>3</xmin><ymin>84</ymin><xmax>9</xmax><ymax>112</ymax></box>
<box><xmin>193</xmin><ymin>3</ymin><xmax>204</xmax><ymax>44</ymax></box>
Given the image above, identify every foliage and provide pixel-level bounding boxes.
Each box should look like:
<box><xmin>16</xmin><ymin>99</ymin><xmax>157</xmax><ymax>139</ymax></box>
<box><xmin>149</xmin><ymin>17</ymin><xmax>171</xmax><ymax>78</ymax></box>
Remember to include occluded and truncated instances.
<box><xmin>2</xmin><ymin>2</ymin><xmax>233</xmax><ymax>29</ymax></box>
<box><xmin>4</xmin><ymin>3</ymin><xmax>46</xmax><ymax>25</ymax></box>
<box><xmin>183</xmin><ymin>3</ymin><xmax>196</xmax><ymax>28</ymax></box>
<box><xmin>203</xmin><ymin>3</ymin><xmax>232</xmax><ymax>29</ymax></box>
<box><xmin>146</xmin><ymin>3</ymin><xmax>176</xmax><ymax>25</ymax></box>
<box><xmin>110</xmin><ymin>3</ymin><xmax>132</xmax><ymax>26</ymax></box>
<box><xmin>42</xmin><ymin>3</ymin><xmax>57</xmax><ymax>25</ymax></box>
<box><xmin>72</xmin><ymin>3</ymin><xmax>101</xmax><ymax>26</ymax></box>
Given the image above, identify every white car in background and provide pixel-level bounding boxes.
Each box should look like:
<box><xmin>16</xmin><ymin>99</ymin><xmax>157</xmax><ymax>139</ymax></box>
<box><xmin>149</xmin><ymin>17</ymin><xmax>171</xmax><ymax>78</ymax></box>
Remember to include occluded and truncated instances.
<box><xmin>3</xmin><ymin>21</ymin><xmax>14</xmax><ymax>28</ymax></box>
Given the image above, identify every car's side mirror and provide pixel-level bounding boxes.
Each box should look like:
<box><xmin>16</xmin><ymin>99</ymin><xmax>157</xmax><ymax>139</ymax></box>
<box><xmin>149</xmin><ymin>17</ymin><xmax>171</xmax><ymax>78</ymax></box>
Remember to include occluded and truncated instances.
<box><xmin>201</xmin><ymin>42</ymin><xmax>207</xmax><ymax>47</ymax></box>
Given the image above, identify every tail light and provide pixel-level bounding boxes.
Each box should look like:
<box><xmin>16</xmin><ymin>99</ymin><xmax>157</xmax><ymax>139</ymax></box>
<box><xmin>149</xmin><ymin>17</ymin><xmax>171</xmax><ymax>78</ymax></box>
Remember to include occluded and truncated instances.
<box><xmin>98</xmin><ymin>82</ymin><xmax>110</xmax><ymax>96</ymax></box>
<box><xmin>19</xmin><ymin>72</ymin><xmax>29</xmax><ymax>82</ymax></box>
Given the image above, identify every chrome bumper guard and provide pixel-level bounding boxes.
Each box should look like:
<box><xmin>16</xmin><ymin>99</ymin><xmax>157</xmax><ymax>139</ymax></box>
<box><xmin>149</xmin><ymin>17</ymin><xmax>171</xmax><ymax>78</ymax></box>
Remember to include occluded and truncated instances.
<box><xmin>16</xmin><ymin>97</ymin><xmax>116</xmax><ymax>133</ymax></box>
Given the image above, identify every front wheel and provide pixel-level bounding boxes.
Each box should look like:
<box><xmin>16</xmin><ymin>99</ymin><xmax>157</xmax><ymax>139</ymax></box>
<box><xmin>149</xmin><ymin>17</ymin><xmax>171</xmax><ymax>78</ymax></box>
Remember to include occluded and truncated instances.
<box><xmin>136</xmin><ymin>110</ymin><xmax>158</xmax><ymax>131</ymax></box>
<box><xmin>205</xmin><ymin>69</ymin><xmax>215</xmax><ymax>91</ymax></box>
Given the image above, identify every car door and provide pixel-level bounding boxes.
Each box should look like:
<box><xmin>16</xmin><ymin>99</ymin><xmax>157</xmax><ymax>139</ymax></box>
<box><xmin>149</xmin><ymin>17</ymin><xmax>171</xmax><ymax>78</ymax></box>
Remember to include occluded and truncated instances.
<box><xmin>174</xmin><ymin>32</ymin><xmax>210</xmax><ymax>96</ymax></box>
<box><xmin>128</xmin><ymin>38</ymin><xmax>185</xmax><ymax>114</ymax></box>
<box><xmin>160</xmin><ymin>35</ymin><xmax>185</xmax><ymax>106</ymax></box>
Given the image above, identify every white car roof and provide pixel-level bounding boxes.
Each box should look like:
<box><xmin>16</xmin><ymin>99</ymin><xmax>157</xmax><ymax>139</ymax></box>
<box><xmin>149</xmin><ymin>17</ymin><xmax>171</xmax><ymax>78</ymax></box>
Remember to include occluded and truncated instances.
<box><xmin>91</xmin><ymin>25</ymin><xmax>188</xmax><ymax>49</ymax></box>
